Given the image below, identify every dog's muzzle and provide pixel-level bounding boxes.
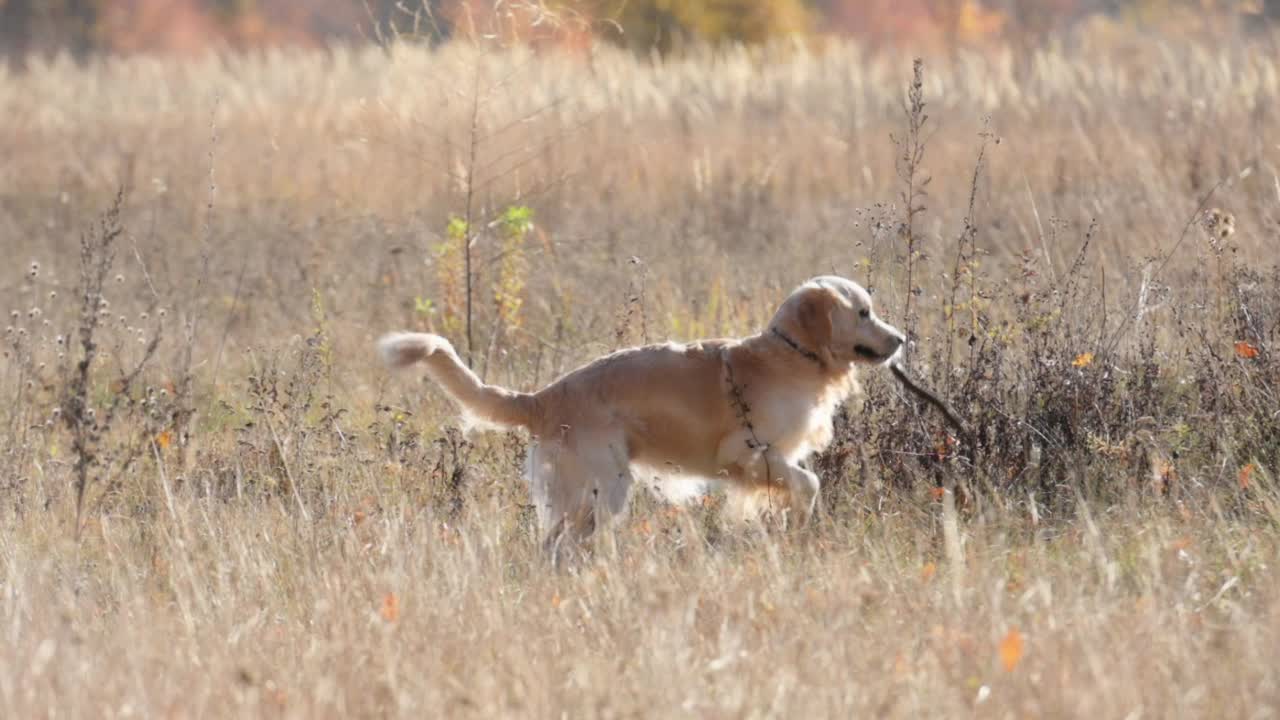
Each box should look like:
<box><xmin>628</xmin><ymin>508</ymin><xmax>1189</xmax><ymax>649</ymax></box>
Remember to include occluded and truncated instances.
<box><xmin>855</xmin><ymin>331</ymin><xmax>903</xmax><ymax>363</ymax></box>
<box><xmin>854</xmin><ymin>345</ymin><xmax>885</xmax><ymax>361</ymax></box>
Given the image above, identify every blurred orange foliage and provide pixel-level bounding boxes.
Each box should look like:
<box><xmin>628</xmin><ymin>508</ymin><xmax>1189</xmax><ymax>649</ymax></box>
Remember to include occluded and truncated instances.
<box><xmin>380</xmin><ymin>592</ymin><xmax>400</xmax><ymax>623</ymax></box>
<box><xmin>998</xmin><ymin>627</ymin><xmax>1024</xmax><ymax>671</ymax></box>
<box><xmin>1</xmin><ymin>0</ymin><xmax>1272</xmax><ymax>57</ymax></box>
<box><xmin>819</xmin><ymin>0</ymin><xmax>1008</xmax><ymax>45</ymax></box>
<box><xmin>94</xmin><ymin>0</ymin><xmax>355</xmax><ymax>54</ymax></box>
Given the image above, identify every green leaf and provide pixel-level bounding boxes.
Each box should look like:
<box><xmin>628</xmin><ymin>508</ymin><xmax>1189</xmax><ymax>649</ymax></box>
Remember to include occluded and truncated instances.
<box><xmin>446</xmin><ymin>216</ymin><xmax>469</xmax><ymax>242</ymax></box>
<box><xmin>499</xmin><ymin>205</ymin><xmax>534</xmax><ymax>238</ymax></box>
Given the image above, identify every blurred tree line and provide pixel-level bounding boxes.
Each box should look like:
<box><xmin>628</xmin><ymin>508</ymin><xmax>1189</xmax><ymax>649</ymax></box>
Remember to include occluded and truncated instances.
<box><xmin>1</xmin><ymin>0</ymin><xmax>97</xmax><ymax>57</ymax></box>
<box><xmin>1</xmin><ymin>0</ymin><xmax>1277</xmax><ymax>59</ymax></box>
<box><xmin>0</xmin><ymin>0</ymin><xmax>445</xmax><ymax>57</ymax></box>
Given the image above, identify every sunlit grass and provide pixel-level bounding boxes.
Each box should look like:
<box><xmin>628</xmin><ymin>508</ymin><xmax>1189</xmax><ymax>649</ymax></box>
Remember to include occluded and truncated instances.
<box><xmin>1</xmin><ymin>28</ymin><xmax>1278</xmax><ymax>717</ymax></box>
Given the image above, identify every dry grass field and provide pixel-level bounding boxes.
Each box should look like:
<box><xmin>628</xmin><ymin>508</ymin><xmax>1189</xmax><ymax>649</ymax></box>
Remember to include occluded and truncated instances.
<box><xmin>2</xmin><ymin>27</ymin><xmax>1280</xmax><ymax>717</ymax></box>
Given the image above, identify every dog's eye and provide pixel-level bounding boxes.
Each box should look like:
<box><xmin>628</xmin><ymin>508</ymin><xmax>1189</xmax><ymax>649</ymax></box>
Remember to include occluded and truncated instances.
<box><xmin>859</xmin><ymin>309</ymin><xmax>870</xmax><ymax>319</ymax></box>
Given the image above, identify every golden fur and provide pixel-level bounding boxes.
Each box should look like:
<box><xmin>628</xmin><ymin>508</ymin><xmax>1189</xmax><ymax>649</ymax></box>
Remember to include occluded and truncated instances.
<box><xmin>379</xmin><ymin>275</ymin><xmax>904</xmax><ymax>553</ymax></box>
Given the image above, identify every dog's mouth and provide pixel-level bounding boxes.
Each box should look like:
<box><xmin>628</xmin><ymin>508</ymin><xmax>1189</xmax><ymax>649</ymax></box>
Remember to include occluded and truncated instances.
<box><xmin>854</xmin><ymin>345</ymin><xmax>887</xmax><ymax>363</ymax></box>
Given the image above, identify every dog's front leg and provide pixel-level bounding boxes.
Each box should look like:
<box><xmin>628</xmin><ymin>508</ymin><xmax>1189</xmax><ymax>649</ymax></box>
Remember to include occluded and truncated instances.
<box><xmin>765</xmin><ymin>447</ymin><xmax>819</xmax><ymax>527</ymax></box>
<box><xmin>718</xmin><ymin>433</ymin><xmax>820</xmax><ymax>527</ymax></box>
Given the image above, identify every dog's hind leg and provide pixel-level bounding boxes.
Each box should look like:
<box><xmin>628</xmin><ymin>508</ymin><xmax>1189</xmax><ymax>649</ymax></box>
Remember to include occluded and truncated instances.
<box><xmin>529</xmin><ymin>432</ymin><xmax>634</xmax><ymax>563</ymax></box>
<box><xmin>526</xmin><ymin>440</ymin><xmax>560</xmax><ymax>535</ymax></box>
<box><xmin>594</xmin><ymin>438</ymin><xmax>635</xmax><ymax>520</ymax></box>
<box><xmin>527</xmin><ymin>440</ymin><xmax>586</xmax><ymax>562</ymax></box>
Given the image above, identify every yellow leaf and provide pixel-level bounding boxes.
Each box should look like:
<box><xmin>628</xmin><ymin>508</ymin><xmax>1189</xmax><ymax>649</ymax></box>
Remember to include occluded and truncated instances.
<box><xmin>1239</xmin><ymin>463</ymin><xmax>1254</xmax><ymax>490</ymax></box>
<box><xmin>156</xmin><ymin>430</ymin><xmax>172</xmax><ymax>450</ymax></box>
<box><xmin>893</xmin><ymin>651</ymin><xmax>910</xmax><ymax>678</ymax></box>
<box><xmin>1234</xmin><ymin>341</ymin><xmax>1260</xmax><ymax>359</ymax></box>
<box><xmin>957</xmin><ymin>0</ymin><xmax>1007</xmax><ymax>41</ymax></box>
<box><xmin>380</xmin><ymin>592</ymin><xmax>400</xmax><ymax>623</ymax></box>
<box><xmin>998</xmin><ymin>628</ymin><xmax>1024</xmax><ymax>672</ymax></box>
<box><xmin>1072</xmin><ymin>352</ymin><xmax>1095</xmax><ymax>368</ymax></box>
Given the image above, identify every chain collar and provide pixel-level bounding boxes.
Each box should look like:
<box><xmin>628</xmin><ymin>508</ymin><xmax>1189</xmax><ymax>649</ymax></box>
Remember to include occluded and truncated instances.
<box><xmin>770</xmin><ymin>327</ymin><xmax>822</xmax><ymax>366</ymax></box>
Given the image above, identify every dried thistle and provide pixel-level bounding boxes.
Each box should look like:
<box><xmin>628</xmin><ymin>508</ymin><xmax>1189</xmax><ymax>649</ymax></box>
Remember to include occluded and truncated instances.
<box><xmin>1201</xmin><ymin>208</ymin><xmax>1236</xmax><ymax>255</ymax></box>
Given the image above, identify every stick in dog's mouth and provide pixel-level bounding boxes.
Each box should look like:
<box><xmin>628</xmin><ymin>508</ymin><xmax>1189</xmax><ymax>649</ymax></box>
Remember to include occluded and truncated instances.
<box><xmin>888</xmin><ymin>362</ymin><xmax>974</xmax><ymax>444</ymax></box>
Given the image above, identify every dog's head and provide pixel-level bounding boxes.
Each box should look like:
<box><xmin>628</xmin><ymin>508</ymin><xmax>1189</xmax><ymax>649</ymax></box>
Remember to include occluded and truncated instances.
<box><xmin>771</xmin><ymin>276</ymin><xmax>905</xmax><ymax>367</ymax></box>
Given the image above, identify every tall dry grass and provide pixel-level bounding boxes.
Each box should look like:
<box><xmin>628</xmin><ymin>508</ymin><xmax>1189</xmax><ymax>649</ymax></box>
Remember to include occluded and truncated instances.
<box><xmin>2</xmin><ymin>27</ymin><xmax>1279</xmax><ymax>717</ymax></box>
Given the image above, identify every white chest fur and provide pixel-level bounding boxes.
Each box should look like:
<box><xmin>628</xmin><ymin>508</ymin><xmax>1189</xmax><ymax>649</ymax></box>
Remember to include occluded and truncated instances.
<box><xmin>752</xmin><ymin>371</ymin><xmax>857</xmax><ymax>462</ymax></box>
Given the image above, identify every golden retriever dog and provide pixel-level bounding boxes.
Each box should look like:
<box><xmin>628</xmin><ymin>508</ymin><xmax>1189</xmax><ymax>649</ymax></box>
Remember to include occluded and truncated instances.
<box><xmin>378</xmin><ymin>275</ymin><xmax>904</xmax><ymax>553</ymax></box>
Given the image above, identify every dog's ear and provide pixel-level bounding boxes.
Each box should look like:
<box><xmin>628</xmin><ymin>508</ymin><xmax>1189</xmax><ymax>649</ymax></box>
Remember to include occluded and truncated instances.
<box><xmin>792</xmin><ymin>285</ymin><xmax>838</xmax><ymax>352</ymax></box>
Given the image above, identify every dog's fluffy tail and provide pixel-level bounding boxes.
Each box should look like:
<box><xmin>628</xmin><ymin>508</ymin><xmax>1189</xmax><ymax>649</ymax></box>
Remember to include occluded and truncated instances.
<box><xmin>378</xmin><ymin>332</ymin><xmax>537</xmax><ymax>429</ymax></box>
